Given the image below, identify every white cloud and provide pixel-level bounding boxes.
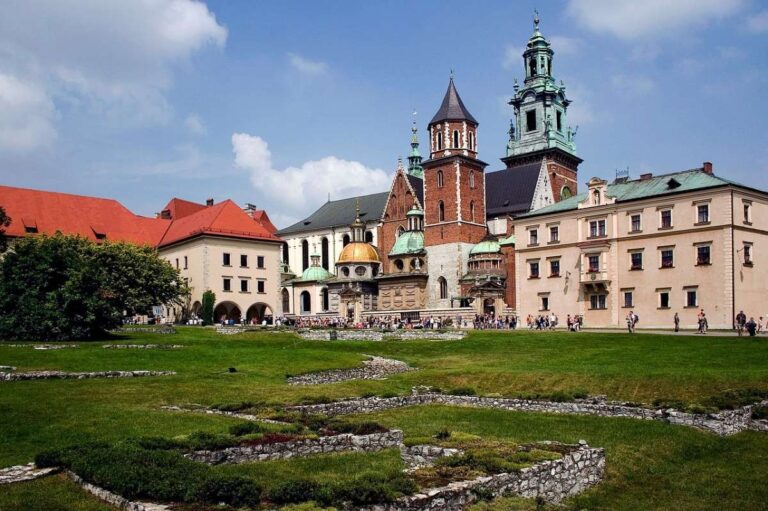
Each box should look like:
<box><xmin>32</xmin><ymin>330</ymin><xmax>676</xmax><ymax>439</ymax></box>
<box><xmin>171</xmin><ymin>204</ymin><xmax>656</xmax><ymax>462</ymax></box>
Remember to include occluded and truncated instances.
<box><xmin>502</xmin><ymin>46</ymin><xmax>525</xmax><ymax>70</ymax></box>
<box><xmin>561</xmin><ymin>81</ymin><xmax>596</xmax><ymax>126</ymax></box>
<box><xmin>0</xmin><ymin>73</ymin><xmax>57</xmax><ymax>151</ymax></box>
<box><xmin>184</xmin><ymin>113</ymin><xmax>206</xmax><ymax>135</ymax></box>
<box><xmin>567</xmin><ymin>0</ymin><xmax>743</xmax><ymax>40</ymax></box>
<box><xmin>611</xmin><ymin>74</ymin><xmax>656</xmax><ymax>96</ymax></box>
<box><xmin>232</xmin><ymin>133</ymin><xmax>392</xmax><ymax>224</ymax></box>
<box><xmin>549</xmin><ymin>36</ymin><xmax>584</xmax><ymax>56</ymax></box>
<box><xmin>747</xmin><ymin>10</ymin><xmax>768</xmax><ymax>32</ymax></box>
<box><xmin>288</xmin><ymin>53</ymin><xmax>329</xmax><ymax>75</ymax></box>
<box><xmin>0</xmin><ymin>0</ymin><xmax>226</xmax><ymax>151</ymax></box>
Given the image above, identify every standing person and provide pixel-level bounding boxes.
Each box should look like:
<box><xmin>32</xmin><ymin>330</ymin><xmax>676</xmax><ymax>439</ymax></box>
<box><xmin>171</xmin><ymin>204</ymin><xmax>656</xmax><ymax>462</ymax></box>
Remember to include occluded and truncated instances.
<box><xmin>736</xmin><ymin>310</ymin><xmax>747</xmax><ymax>336</ymax></box>
<box><xmin>674</xmin><ymin>312</ymin><xmax>680</xmax><ymax>332</ymax></box>
<box><xmin>626</xmin><ymin>311</ymin><xmax>635</xmax><ymax>333</ymax></box>
<box><xmin>757</xmin><ymin>316</ymin><xmax>764</xmax><ymax>334</ymax></box>
<box><xmin>746</xmin><ymin>317</ymin><xmax>757</xmax><ymax>337</ymax></box>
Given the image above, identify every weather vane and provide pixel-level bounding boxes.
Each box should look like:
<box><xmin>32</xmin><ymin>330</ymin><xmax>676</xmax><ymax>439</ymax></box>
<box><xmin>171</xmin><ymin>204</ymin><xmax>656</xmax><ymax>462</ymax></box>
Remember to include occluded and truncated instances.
<box><xmin>534</xmin><ymin>9</ymin><xmax>540</xmax><ymax>29</ymax></box>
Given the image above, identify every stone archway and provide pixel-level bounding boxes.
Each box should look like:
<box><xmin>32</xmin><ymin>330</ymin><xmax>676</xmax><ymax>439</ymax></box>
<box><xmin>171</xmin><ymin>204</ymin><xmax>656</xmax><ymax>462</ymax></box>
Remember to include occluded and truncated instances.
<box><xmin>214</xmin><ymin>301</ymin><xmax>241</xmax><ymax>324</ymax></box>
<box><xmin>191</xmin><ymin>301</ymin><xmax>202</xmax><ymax>317</ymax></box>
<box><xmin>246</xmin><ymin>303</ymin><xmax>273</xmax><ymax>324</ymax></box>
<box><xmin>281</xmin><ymin>288</ymin><xmax>290</xmax><ymax>314</ymax></box>
<box><xmin>300</xmin><ymin>291</ymin><xmax>311</xmax><ymax>315</ymax></box>
<box><xmin>483</xmin><ymin>298</ymin><xmax>495</xmax><ymax>316</ymax></box>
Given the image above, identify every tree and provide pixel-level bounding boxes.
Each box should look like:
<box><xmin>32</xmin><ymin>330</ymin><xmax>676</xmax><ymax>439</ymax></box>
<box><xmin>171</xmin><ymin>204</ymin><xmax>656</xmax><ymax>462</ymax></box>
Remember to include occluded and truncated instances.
<box><xmin>201</xmin><ymin>290</ymin><xmax>215</xmax><ymax>326</ymax></box>
<box><xmin>0</xmin><ymin>234</ymin><xmax>187</xmax><ymax>341</ymax></box>
<box><xmin>0</xmin><ymin>205</ymin><xmax>10</xmax><ymax>253</ymax></box>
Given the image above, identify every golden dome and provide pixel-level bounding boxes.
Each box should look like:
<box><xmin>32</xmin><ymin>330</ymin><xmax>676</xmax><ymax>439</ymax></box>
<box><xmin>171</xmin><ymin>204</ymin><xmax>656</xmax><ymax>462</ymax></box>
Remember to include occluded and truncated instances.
<box><xmin>337</xmin><ymin>242</ymin><xmax>381</xmax><ymax>263</ymax></box>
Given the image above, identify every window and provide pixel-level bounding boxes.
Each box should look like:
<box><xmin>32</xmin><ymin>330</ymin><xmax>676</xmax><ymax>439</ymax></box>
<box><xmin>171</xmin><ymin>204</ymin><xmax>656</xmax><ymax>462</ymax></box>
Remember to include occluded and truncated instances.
<box><xmin>321</xmin><ymin>237</ymin><xmax>329</xmax><ymax>269</ymax></box>
<box><xmin>744</xmin><ymin>203</ymin><xmax>752</xmax><ymax>224</ymax></box>
<box><xmin>590</xmin><ymin>294</ymin><xmax>607</xmax><ymax>310</ymax></box>
<box><xmin>623</xmin><ymin>291</ymin><xmax>633</xmax><ymax>307</ymax></box>
<box><xmin>587</xmin><ymin>254</ymin><xmax>600</xmax><ymax>273</ymax></box>
<box><xmin>394</xmin><ymin>259</ymin><xmax>404</xmax><ymax>271</ymax></box>
<box><xmin>223</xmin><ymin>278</ymin><xmax>231</xmax><ymax>292</ymax></box>
<box><xmin>437</xmin><ymin>170</ymin><xmax>444</xmax><ymax>188</ymax></box>
<box><xmin>744</xmin><ymin>243</ymin><xmax>753</xmax><ymax>265</ymax></box>
<box><xmin>469</xmin><ymin>171</ymin><xmax>475</xmax><ymax>189</ymax></box>
<box><xmin>341</xmin><ymin>266</ymin><xmax>350</xmax><ymax>277</ymax></box>
<box><xmin>240</xmin><ymin>254</ymin><xmax>248</xmax><ymax>267</ymax></box>
<box><xmin>301</xmin><ymin>239</ymin><xmax>309</xmax><ymax>270</ymax></box>
<box><xmin>661</xmin><ymin>249</ymin><xmax>674</xmax><ymax>268</ymax></box>
<box><xmin>397</xmin><ymin>226</ymin><xmax>405</xmax><ymax>238</ymax></box>
<box><xmin>659</xmin><ymin>291</ymin><xmax>670</xmax><ymax>309</ymax></box>
<box><xmin>686</xmin><ymin>289</ymin><xmax>698</xmax><ymax>307</ymax></box>
<box><xmin>696</xmin><ymin>245</ymin><xmax>711</xmax><ymax>265</ymax></box>
<box><xmin>365</xmin><ymin>231</ymin><xmax>374</xmax><ymax>243</ymax></box>
<box><xmin>437</xmin><ymin>131</ymin><xmax>443</xmax><ymax>150</ymax></box>
<box><xmin>630</xmin><ymin>214</ymin><xmax>642</xmax><ymax>232</ymax></box>
<box><xmin>561</xmin><ymin>186</ymin><xmax>572</xmax><ymax>199</ymax></box>
<box><xmin>697</xmin><ymin>204</ymin><xmax>710</xmax><ymax>224</ymax></box>
<box><xmin>257</xmin><ymin>280</ymin><xmax>265</xmax><ymax>293</ymax></box>
<box><xmin>175</xmin><ymin>258</ymin><xmax>179</xmax><ymax>269</ymax></box>
<box><xmin>529</xmin><ymin>229</ymin><xmax>538</xmax><ymax>245</ymax></box>
<box><xmin>438</xmin><ymin>201</ymin><xmax>445</xmax><ymax>222</ymax></box>
<box><xmin>589</xmin><ymin>219</ymin><xmax>606</xmax><ymax>238</ymax></box>
<box><xmin>342</xmin><ymin>234</ymin><xmax>350</xmax><ymax>247</ymax></box>
<box><xmin>438</xmin><ymin>277</ymin><xmax>448</xmax><ymax>299</ymax></box>
<box><xmin>453</xmin><ymin>130</ymin><xmax>459</xmax><ymax>149</ymax></box>
<box><xmin>556</xmin><ymin>111</ymin><xmax>563</xmax><ymax>132</ymax></box>
<box><xmin>660</xmin><ymin>209</ymin><xmax>672</xmax><ymax>229</ymax></box>
<box><xmin>630</xmin><ymin>252</ymin><xmax>643</xmax><ymax>270</ymax></box>
<box><xmin>593</xmin><ymin>189</ymin><xmax>601</xmax><ymax>205</ymax></box>
<box><xmin>257</xmin><ymin>256</ymin><xmax>265</xmax><ymax>269</ymax></box>
<box><xmin>468</xmin><ymin>132</ymin><xmax>474</xmax><ymax>150</ymax></box>
<box><xmin>355</xmin><ymin>266</ymin><xmax>366</xmax><ymax>276</ymax></box>
<box><xmin>549</xmin><ymin>226</ymin><xmax>559</xmax><ymax>242</ymax></box>
<box><xmin>529</xmin><ymin>261</ymin><xmax>540</xmax><ymax>278</ymax></box>
<box><xmin>469</xmin><ymin>201</ymin><xmax>475</xmax><ymax>222</ymax></box>
<box><xmin>549</xmin><ymin>259</ymin><xmax>560</xmax><ymax>277</ymax></box>
<box><xmin>240</xmin><ymin>279</ymin><xmax>248</xmax><ymax>293</ymax></box>
<box><xmin>223</xmin><ymin>253</ymin><xmax>231</xmax><ymax>266</ymax></box>
<box><xmin>24</xmin><ymin>226</ymin><xmax>38</xmax><ymax>233</ymax></box>
<box><xmin>184</xmin><ymin>256</ymin><xmax>188</xmax><ymax>269</ymax></box>
<box><xmin>526</xmin><ymin>110</ymin><xmax>537</xmax><ymax>132</ymax></box>
<box><xmin>540</xmin><ymin>295</ymin><xmax>550</xmax><ymax>311</ymax></box>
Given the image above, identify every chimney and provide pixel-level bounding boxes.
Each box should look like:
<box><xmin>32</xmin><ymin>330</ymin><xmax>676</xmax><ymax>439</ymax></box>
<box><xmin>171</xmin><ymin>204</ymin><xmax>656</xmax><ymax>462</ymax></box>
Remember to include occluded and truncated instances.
<box><xmin>703</xmin><ymin>161</ymin><xmax>713</xmax><ymax>175</ymax></box>
<box><xmin>159</xmin><ymin>209</ymin><xmax>171</xmax><ymax>220</ymax></box>
<box><xmin>639</xmin><ymin>173</ymin><xmax>653</xmax><ymax>181</ymax></box>
<box><xmin>206</xmin><ymin>198</ymin><xmax>214</xmax><ymax>207</ymax></box>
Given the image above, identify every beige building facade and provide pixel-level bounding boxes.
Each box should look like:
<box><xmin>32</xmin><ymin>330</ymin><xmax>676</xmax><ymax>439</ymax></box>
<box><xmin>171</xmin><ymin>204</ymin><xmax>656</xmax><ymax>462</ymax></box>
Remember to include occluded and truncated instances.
<box><xmin>514</xmin><ymin>166</ymin><xmax>768</xmax><ymax>329</ymax></box>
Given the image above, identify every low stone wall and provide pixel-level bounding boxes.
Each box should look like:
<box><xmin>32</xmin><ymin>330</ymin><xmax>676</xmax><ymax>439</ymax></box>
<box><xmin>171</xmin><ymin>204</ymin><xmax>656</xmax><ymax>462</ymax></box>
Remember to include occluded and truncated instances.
<box><xmin>0</xmin><ymin>463</ymin><xmax>58</xmax><ymax>485</ymax></box>
<box><xmin>186</xmin><ymin>430</ymin><xmax>404</xmax><ymax>465</ymax></box>
<box><xmin>289</xmin><ymin>393</ymin><xmax>768</xmax><ymax>436</ymax></box>
<box><xmin>287</xmin><ymin>356</ymin><xmax>413</xmax><ymax>385</ymax></box>
<box><xmin>357</xmin><ymin>443</ymin><xmax>605</xmax><ymax>510</ymax></box>
<box><xmin>296</xmin><ymin>330</ymin><xmax>466</xmax><ymax>342</ymax></box>
<box><xmin>0</xmin><ymin>370</ymin><xmax>176</xmax><ymax>381</ymax></box>
<box><xmin>1</xmin><ymin>344</ymin><xmax>79</xmax><ymax>350</ymax></box>
<box><xmin>103</xmin><ymin>344</ymin><xmax>184</xmax><ymax>349</ymax></box>
<box><xmin>114</xmin><ymin>326</ymin><xmax>176</xmax><ymax>335</ymax></box>
<box><xmin>386</xmin><ymin>331</ymin><xmax>466</xmax><ymax>341</ymax></box>
<box><xmin>66</xmin><ymin>471</ymin><xmax>171</xmax><ymax>511</ymax></box>
<box><xmin>0</xmin><ymin>365</ymin><xmax>15</xmax><ymax>372</ymax></box>
<box><xmin>161</xmin><ymin>405</ymin><xmax>290</xmax><ymax>425</ymax></box>
<box><xmin>401</xmin><ymin>445</ymin><xmax>463</xmax><ymax>470</ymax></box>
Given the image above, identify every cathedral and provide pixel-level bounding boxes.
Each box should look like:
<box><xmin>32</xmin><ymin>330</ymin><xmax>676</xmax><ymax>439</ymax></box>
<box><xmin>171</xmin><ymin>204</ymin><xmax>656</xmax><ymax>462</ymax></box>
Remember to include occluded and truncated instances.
<box><xmin>278</xmin><ymin>16</ymin><xmax>580</xmax><ymax>321</ymax></box>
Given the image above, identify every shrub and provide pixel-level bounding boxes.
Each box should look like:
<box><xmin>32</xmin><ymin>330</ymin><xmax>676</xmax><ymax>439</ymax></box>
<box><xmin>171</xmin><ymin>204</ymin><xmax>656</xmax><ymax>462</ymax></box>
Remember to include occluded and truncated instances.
<box><xmin>380</xmin><ymin>392</ymin><xmax>400</xmax><ymax>398</ymax></box>
<box><xmin>333</xmin><ymin>472</ymin><xmax>416</xmax><ymax>506</ymax></box>
<box><xmin>448</xmin><ymin>387</ymin><xmax>476</xmax><ymax>396</ymax></box>
<box><xmin>35</xmin><ymin>449</ymin><xmax>65</xmax><ymax>468</ymax></box>
<box><xmin>752</xmin><ymin>405</ymin><xmax>768</xmax><ymax>420</ymax></box>
<box><xmin>186</xmin><ymin>432</ymin><xmax>238</xmax><ymax>451</ymax></box>
<box><xmin>212</xmin><ymin>400</ymin><xmax>259</xmax><ymax>412</ymax></box>
<box><xmin>360</xmin><ymin>391</ymin><xmax>377</xmax><ymax>398</ymax></box>
<box><xmin>129</xmin><ymin>436</ymin><xmax>186</xmax><ymax>451</ymax></box>
<box><xmin>268</xmin><ymin>479</ymin><xmax>321</xmax><ymax>504</ymax></box>
<box><xmin>298</xmin><ymin>395</ymin><xmax>333</xmax><ymax>405</ymax></box>
<box><xmin>201</xmin><ymin>290</ymin><xmax>215</xmax><ymax>325</ymax></box>
<box><xmin>229</xmin><ymin>422</ymin><xmax>266</xmax><ymax>436</ymax></box>
<box><xmin>702</xmin><ymin>389</ymin><xmax>768</xmax><ymax>410</ymax></box>
<box><xmin>193</xmin><ymin>473</ymin><xmax>261</xmax><ymax>507</ymax></box>
<box><xmin>322</xmin><ymin>420</ymin><xmax>388</xmax><ymax>436</ymax></box>
<box><xmin>652</xmin><ymin>398</ymin><xmax>686</xmax><ymax>410</ymax></box>
<box><xmin>435</xmin><ymin>428</ymin><xmax>451</xmax><ymax>440</ymax></box>
<box><xmin>572</xmin><ymin>389</ymin><xmax>589</xmax><ymax>399</ymax></box>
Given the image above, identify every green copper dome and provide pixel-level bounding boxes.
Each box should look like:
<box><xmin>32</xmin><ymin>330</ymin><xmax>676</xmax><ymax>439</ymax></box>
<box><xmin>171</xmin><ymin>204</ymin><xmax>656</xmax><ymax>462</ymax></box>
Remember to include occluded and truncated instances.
<box><xmin>299</xmin><ymin>265</ymin><xmax>333</xmax><ymax>282</ymax></box>
<box><xmin>389</xmin><ymin>231</ymin><xmax>424</xmax><ymax>256</ymax></box>
<box><xmin>470</xmin><ymin>238</ymin><xmax>501</xmax><ymax>255</ymax></box>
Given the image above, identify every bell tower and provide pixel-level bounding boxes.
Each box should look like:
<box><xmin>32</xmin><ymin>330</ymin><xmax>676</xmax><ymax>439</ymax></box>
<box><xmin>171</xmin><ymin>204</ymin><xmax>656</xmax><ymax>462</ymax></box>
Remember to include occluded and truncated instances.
<box><xmin>504</xmin><ymin>12</ymin><xmax>581</xmax><ymax>201</ymax></box>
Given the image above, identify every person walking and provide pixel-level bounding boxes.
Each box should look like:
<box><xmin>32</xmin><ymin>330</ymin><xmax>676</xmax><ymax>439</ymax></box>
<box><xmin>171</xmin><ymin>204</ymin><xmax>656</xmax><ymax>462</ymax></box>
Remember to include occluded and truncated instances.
<box><xmin>746</xmin><ymin>317</ymin><xmax>757</xmax><ymax>337</ymax></box>
<box><xmin>736</xmin><ymin>310</ymin><xmax>747</xmax><ymax>336</ymax></box>
<box><xmin>674</xmin><ymin>312</ymin><xmax>680</xmax><ymax>332</ymax></box>
<box><xmin>626</xmin><ymin>311</ymin><xmax>635</xmax><ymax>333</ymax></box>
<box><xmin>698</xmin><ymin>310</ymin><xmax>708</xmax><ymax>334</ymax></box>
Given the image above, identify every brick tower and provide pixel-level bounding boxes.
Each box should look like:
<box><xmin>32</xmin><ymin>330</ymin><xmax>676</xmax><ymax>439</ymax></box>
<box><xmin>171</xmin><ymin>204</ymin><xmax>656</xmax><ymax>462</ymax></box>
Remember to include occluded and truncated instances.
<box><xmin>422</xmin><ymin>76</ymin><xmax>488</xmax><ymax>308</ymax></box>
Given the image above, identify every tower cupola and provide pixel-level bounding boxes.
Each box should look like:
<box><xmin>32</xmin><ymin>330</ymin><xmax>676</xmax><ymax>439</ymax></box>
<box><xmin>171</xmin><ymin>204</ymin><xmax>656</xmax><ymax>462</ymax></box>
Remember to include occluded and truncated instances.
<box><xmin>428</xmin><ymin>75</ymin><xmax>478</xmax><ymax>160</ymax></box>
<box><xmin>407</xmin><ymin>112</ymin><xmax>424</xmax><ymax>178</ymax></box>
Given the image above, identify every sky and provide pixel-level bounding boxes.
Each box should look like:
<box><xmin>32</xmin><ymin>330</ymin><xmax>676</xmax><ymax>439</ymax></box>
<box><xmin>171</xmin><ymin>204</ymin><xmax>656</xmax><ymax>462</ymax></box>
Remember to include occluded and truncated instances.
<box><xmin>0</xmin><ymin>0</ymin><xmax>767</xmax><ymax>228</ymax></box>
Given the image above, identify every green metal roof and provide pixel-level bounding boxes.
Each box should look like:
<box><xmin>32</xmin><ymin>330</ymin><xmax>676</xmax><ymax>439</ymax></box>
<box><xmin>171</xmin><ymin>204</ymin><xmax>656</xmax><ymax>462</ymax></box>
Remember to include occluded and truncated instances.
<box><xmin>406</xmin><ymin>207</ymin><xmax>423</xmax><ymax>217</ymax></box>
<box><xmin>470</xmin><ymin>238</ymin><xmax>501</xmax><ymax>255</ymax></box>
<box><xmin>499</xmin><ymin>234</ymin><xmax>516</xmax><ymax>246</ymax></box>
<box><xmin>296</xmin><ymin>265</ymin><xmax>333</xmax><ymax>283</ymax></box>
<box><xmin>388</xmin><ymin>231</ymin><xmax>424</xmax><ymax>256</ymax></box>
<box><xmin>518</xmin><ymin>169</ymin><xmax>732</xmax><ymax>218</ymax></box>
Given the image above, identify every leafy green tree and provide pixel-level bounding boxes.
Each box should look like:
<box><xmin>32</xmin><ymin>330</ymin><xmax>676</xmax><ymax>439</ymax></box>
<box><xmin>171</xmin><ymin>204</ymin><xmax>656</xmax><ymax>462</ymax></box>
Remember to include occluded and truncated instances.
<box><xmin>201</xmin><ymin>290</ymin><xmax>215</xmax><ymax>326</ymax></box>
<box><xmin>0</xmin><ymin>205</ymin><xmax>10</xmax><ymax>253</ymax></box>
<box><xmin>0</xmin><ymin>234</ymin><xmax>187</xmax><ymax>341</ymax></box>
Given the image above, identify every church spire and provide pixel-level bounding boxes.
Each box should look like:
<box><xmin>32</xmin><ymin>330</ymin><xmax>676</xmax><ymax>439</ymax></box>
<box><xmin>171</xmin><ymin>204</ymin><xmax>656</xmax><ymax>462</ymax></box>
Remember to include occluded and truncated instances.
<box><xmin>407</xmin><ymin>110</ymin><xmax>424</xmax><ymax>178</ymax></box>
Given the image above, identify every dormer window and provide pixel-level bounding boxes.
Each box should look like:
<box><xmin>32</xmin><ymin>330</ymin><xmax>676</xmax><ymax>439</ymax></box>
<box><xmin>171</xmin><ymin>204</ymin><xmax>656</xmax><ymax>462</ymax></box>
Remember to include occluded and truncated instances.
<box><xmin>25</xmin><ymin>226</ymin><xmax>38</xmax><ymax>234</ymax></box>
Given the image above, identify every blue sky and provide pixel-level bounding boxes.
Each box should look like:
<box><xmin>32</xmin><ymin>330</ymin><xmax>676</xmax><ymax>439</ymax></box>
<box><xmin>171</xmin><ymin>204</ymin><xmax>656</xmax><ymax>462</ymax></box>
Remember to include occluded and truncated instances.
<box><xmin>0</xmin><ymin>0</ymin><xmax>766</xmax><ymax>227</ymax></box>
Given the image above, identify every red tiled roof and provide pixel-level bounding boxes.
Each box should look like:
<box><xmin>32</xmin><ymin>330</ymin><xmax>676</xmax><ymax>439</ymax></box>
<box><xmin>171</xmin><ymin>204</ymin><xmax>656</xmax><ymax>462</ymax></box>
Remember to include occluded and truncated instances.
<box><xmin>0</xmin><ymin>185</ymin><xmax>282</xmax><ymax>248</ymax></box>
<box><xmin>249</xmin><ymin>209</ymin><xmax>278</xmax><ymax>235</ymax></box>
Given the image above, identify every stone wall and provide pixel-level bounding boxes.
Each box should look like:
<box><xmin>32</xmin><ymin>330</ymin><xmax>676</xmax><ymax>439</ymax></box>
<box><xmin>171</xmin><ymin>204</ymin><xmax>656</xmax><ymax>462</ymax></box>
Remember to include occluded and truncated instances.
<box><xmin>0</xmin><ymin>370</ymin><xmax>176</xmax><ymax>381</ymax></box>
<box><xmin>103</xmin><ymin>344</ymin><xmax>184</xmax><ymax>349</ymax></box>
<box><xmin>357</xmin><ymin>443</ymin><xmax>605</xmax><ymax>510</ymax></box>
<box><xmin>186</xmin><ymin>430</ymin><xmax>404</xmax><ymax>465</ymax></box>
<box><xmin>0</xmin><ymin>464</ymin><xmax>57</xmax><ymax>485</ymax></box>
<box><xmin>113</xmin><ymin>326</ymin><xmax>176</xmax><ymax>335</ymax></box>
<box><xmin>401</xmin><ymin>445</ymin><xmax>463</xmax><ymax>470</ymax></box>
<box><xmin>296</xmin><ymin>330</ymin><xmax>466</xmax><ymax>342</ymax></box>
<box><xmin>289</xmin><ymin>392</ymin><xmax>768</xmax><ymax>437</ymax></box>
<box><xmin>66</xmin><ymin>471</ymin><xmax>171</xmax><ymax>511</ymax></box>
<box><xmin>287</xmin><ymin>356</ymin><xmax>413</xmax><ymax>385</ymax></box>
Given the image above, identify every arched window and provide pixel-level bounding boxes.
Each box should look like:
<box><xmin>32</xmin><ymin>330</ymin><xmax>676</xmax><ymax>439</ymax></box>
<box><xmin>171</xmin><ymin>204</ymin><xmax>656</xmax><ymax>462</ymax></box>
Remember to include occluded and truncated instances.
<box><xmin>437</xmin><ymin>132</ymin><xmax>443</xmax><ymax>150</ymax></box>
<box><xmin>282</xmin><ymin>243</ymin><xmax>289</xmax><ymax>264</ymax></box>
<box><xmin>365</xmin><ymin>231</ymin><xmax>374</xmax><ymax>243</ymax></box>
<box><xmin>342</xmin><ymin>234</ymin><xmax>350</xmax><ymax>247</ymax></box>
<box><xmin>300</xmin><ymin>291</ymin><xmax>311</xmax><ymax>314</ymax></box>
<box><xmin>469</xmin><ymin>201</ymin><xmax>475</xmax><ymax>222</ymax></box>
<box><xmin>438</xmin><ymin>277</ymin><xmax>448</xmax><ymax>300</ymax></box>
<box><xmin>528</xmin><ymin>58</ymin><xmax>536</xmax><ymax>77</ymax></box>
<box><xmin>438</xmin><ymin>201</ymin><xmax>445</xmax><ymax>222</ymax></box>
<box><xmin>281</xmin><ymin>288</ymin><xmax>290</xmax><ymax>314</ymax></box>
<box><xmin>453</xmin><ymin>130</ymin><xmax>459</xmax><ymax>148</ymax></box>
<box><xmin>593</xmin><ymin>189</ymin><xmax>601</xmax><ymax>205</ymax></box>
<box><xmin>301</xmin><ymin>240</ymin><xmax>309</xmax><ymax>271</ymax></box>
<box><xmin>321</xmin><ymin>288</ymin><xmax>329</xmax><ymax>311</ymax></box>
<box><xmin>397</xmin><ymin>225</ymin><xmax>405</xmax><ymax>237</ymax></box>
<box><xmin>437</xmin><ymin>170</ymin><xmax>444</xmax><ymax>188</ymax></box>
<box><xmin>321</xmin><ymin>237</ymin><xmax>329</xmax><ymax>270</ymax></box>
<box><xmin>469</xmin><ymin>171</ymin><xmax>475</xmax><ymax>189</ymax></box>
<box><xmin>561</xmin><ymin>186</ymin><xmax>572</xmax><ymax>199</ymax></box>
<box><xmin>468</xmin><ymin>132</ymin><xmax>474</xmax><ymax>151</ymax></box>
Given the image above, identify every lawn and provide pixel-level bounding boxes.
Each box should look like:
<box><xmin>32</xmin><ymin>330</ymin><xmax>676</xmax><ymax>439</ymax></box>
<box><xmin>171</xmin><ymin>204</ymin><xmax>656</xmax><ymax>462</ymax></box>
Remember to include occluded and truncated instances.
<box><xmin>1</xmin><ymin>327</ymin><xmax>767</xmax><ymax>510</ymax></box>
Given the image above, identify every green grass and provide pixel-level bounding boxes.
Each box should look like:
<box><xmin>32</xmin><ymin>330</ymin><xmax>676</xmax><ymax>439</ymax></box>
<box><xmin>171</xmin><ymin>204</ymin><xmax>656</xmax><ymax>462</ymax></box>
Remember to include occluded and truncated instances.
<box><xmin>1</xmin><ymin>327</ymin><xmax>768</xmax><ymax>510</ymax></box>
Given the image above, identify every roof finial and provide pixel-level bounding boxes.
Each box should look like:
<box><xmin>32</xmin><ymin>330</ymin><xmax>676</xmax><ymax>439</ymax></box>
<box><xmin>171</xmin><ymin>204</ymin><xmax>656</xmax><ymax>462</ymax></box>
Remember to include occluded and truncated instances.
<box><xmin>533</xmin><ymin>9</ymin><xmax>540</xmax><ymax>31</ymax></box>
<box><xmin>355</xmin><ymin>198</ymin><xmax>360</xmax><ymax>218</ymax></box>
<box><xmin>449</xmin><ymin>69</ymin><xmax>454</xmax><ymax>80</ymax></box>
<box><xmin>397</xmin><ymin>156</ymin><xmax>404</xmax><ymax>171</ymax></box>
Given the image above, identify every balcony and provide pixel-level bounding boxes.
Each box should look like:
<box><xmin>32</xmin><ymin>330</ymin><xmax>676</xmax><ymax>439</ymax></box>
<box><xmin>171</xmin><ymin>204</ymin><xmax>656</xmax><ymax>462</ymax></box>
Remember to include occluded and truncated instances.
<box><xmin>580</xmin><ymin>269</ymin><xmax>610</xmax><ymax>283</ymax></box>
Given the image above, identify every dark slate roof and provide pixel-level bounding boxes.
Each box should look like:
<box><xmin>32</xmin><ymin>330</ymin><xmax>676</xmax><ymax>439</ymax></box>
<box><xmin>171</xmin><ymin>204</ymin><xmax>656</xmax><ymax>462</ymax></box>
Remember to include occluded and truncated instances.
<box><xmin>485</xmin><ymin>162</ymin><xmax>542</xmax><ymax>216</ymax></box>
<box><xmin>406</xmin><ymin>174</ymin><xmax>424</xmax><ymax>206</ymax></box>
<box><xmin>276</xmin><ymin>191</ymin><xmax>389</xmax><ymax>235</ymax></box>
<box><xmin>430</xmin><ymin>78</ymin><xmax>478</xmax><ymax>125</ymax></box>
